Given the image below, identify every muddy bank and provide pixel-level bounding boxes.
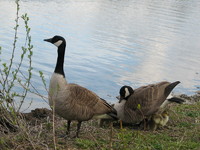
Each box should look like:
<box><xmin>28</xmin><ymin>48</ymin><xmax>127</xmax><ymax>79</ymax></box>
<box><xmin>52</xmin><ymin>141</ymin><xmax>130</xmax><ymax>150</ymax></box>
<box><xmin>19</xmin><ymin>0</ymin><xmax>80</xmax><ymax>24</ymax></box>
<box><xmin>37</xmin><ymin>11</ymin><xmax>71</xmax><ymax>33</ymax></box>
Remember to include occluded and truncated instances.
<box><xmin>179</xmin><ymin>93</ymin><xmax>200</xmax><ymax>103</ymax></box>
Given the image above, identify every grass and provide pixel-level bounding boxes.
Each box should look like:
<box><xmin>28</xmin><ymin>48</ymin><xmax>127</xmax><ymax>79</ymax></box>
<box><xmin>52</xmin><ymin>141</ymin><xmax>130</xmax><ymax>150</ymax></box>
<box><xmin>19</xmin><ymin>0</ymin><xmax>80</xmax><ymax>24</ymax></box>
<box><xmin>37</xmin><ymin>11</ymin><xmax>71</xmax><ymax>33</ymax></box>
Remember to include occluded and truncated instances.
<box><xmin>0</xmin><ymin>97</ymin><xmax>199</xmax><ymax>150</ymax></box>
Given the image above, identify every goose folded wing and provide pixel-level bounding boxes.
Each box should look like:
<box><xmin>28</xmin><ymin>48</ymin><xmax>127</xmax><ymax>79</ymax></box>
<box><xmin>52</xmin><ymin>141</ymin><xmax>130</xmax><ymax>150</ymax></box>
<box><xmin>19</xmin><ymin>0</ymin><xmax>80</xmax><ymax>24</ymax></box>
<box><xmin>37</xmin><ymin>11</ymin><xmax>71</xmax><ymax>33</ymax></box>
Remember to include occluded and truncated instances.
<box><xmin>67</xmin><ymin>84</ymin><xmax>114</xmax><ymax>115</ymax></box>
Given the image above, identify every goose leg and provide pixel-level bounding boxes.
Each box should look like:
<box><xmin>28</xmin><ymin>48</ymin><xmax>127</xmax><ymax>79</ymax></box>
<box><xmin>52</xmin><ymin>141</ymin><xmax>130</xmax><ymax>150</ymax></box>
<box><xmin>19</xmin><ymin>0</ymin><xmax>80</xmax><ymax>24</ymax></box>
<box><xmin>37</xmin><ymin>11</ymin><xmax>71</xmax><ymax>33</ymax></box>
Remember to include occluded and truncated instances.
<box><xmin>75</xmin><ymin>121</ymin><xmax>82</xmax><ymax>138</ymax></box>
<box><xmin>66</xmin><ymin>120</ymin><xmax>71</xmax><ymax>135</ymax></box>
<box><xmin>120</xmin><ymin>120</ymin><xmax>123</xmax><ymax>129</ymax></box>
<box><xmin>143</xmin><ymin>118</ymin><xmax>148</xmax><ymax>130</ymax></box>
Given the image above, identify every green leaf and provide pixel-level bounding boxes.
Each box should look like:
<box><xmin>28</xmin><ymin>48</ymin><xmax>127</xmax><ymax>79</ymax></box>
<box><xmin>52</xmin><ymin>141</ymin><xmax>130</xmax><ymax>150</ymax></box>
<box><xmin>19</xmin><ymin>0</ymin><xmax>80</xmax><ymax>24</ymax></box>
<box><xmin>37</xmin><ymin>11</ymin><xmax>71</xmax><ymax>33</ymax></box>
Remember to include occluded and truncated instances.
<box><xmin>137</xmin><ymin>104</ymin><xmax>141</xmax><ymax>109</ymax></box>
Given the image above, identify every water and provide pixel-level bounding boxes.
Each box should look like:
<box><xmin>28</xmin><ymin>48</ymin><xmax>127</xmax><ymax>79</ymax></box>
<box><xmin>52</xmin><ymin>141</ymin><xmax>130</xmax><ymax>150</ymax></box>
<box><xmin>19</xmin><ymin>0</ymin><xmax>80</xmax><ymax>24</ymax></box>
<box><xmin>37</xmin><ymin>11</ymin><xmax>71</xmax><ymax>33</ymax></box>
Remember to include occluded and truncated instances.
<box><xmin>0</xmin><ymin>0</ymin><xmax>200</xmax><ymax>111</ymax></box>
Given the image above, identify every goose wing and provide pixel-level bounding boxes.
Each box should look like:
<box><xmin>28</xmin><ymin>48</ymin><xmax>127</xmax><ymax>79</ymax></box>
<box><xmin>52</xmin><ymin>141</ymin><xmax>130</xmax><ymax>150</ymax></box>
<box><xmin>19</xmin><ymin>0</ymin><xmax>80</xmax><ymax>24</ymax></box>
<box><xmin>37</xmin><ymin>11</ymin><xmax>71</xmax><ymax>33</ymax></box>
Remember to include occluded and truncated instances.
<box><xmin>123</xmin><ymin>81</ymin><xmax>180</xmax><ymax>123</ymax></box>
<box><xmin>65</xmin><ymin>83</ymin><xmax>115</xmax><ymax>120</ymax></box>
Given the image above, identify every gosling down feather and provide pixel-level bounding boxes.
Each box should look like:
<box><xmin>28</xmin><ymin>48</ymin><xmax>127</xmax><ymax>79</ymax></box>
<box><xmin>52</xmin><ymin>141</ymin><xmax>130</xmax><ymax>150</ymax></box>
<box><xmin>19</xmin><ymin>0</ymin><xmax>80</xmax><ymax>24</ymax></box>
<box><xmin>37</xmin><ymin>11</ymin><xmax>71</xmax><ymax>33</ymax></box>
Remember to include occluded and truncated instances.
<box><xmin>148</xmin><ymin>110</ymin><xmax>169</xmax><ymax>131</ymax></box>
<box><xmin>44</xmin><ymin>35</ymin><xmax>116</xmax><ymax>138</ymax></box>
<box><xmin>115</xmin><ymin>81</ymin><xmax>183</xmax><ymax>124</ymax></box>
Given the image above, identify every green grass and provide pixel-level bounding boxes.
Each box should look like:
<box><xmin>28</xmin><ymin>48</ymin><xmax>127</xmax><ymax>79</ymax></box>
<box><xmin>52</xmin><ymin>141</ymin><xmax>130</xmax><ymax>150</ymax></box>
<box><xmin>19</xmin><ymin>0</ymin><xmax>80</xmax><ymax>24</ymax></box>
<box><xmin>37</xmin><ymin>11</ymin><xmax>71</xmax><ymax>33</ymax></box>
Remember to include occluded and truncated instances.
<box><xmin>0</xmin><ymin>101</ymin><xmax>199</xmax><ymax>150</ymax></box>
<box><xmin>75</xmin><ymin>139</ymin><xmax>96</xmax><ymax>149</ymax></box>
<box><xmin>73</xmin><ymin>102</ymin><xmax>200</xmax><ymax>150</ymax></box>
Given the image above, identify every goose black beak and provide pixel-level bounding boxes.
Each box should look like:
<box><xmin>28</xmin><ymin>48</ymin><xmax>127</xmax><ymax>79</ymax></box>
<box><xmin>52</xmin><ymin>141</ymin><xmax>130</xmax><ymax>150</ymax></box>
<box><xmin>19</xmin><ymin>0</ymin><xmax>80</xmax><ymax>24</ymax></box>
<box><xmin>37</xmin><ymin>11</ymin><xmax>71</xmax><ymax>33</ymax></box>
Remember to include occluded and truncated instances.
<box><xmin>116</xmin><ymin>95</ymin><xmax>120</xmax><ymax>100</ymax></box>
<box><xmin>119</xmin><ymin>97</ymin><xmax>123</xmax><ymax>103</ymax></box>
<box><xmin>116</xmin><ymin>95</ymin><xmax>124</xmax><ymax>103</ymax></box>
<box><xmin>44</xmin><ymin>38</ymin><xmax>52</xmax><ymax>43</ymax></box>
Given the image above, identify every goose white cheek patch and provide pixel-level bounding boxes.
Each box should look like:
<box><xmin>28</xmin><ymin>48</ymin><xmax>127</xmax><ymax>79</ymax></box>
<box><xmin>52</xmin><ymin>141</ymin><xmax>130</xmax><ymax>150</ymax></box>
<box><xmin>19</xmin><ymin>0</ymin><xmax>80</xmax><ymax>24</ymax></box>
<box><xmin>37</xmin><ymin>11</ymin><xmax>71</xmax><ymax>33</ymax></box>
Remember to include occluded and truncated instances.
<box><xmin>54</xmin><ymin>40</ymin><xmax>63</xmax><ymax>47</ymax></box>
<box><xmin>125</xmin><ymin>88</ymin><xmax>130</xmax><ymax>98</ymax></box>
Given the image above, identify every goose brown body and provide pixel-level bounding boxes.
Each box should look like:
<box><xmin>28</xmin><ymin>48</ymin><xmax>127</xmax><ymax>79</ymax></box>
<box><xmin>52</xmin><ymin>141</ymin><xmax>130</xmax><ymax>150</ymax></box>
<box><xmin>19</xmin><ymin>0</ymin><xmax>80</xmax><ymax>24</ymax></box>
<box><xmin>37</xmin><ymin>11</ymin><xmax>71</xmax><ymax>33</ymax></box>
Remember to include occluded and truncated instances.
<box><xmin>120</xmin><ymin>81</ymin><xmax>180</xmax><ymax>123</ymax></box>
<box><xmin>49</xmin><ymin>75</ymin><xmax>115</xmax><ymax>122</ymax></box>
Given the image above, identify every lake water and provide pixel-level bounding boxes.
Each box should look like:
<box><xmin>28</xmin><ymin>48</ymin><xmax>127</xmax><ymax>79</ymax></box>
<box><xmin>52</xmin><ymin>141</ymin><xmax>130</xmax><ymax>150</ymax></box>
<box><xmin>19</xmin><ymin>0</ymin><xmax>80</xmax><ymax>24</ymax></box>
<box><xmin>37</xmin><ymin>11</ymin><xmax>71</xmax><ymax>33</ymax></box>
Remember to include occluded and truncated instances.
<box><xmin>0</xmin><ymin>0</ymin><xmax>200</xmax><ymax>111</ymax></box>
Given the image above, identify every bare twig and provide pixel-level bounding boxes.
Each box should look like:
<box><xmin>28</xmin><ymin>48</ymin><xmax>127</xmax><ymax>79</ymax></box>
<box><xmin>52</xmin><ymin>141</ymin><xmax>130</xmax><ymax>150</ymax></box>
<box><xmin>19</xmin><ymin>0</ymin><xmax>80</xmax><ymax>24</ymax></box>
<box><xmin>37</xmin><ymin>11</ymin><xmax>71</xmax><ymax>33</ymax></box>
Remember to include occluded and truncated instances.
<box><xmin>109</xmin><ymin>122</ymin><xmax>113</xmax><ymax>150</ymax></box>
<box><xmin>177</xmin><ymin>130</ymin><xmax>186</xmax><ymax>150</ymax></box>
<box><xmin>18</xmin><ymin>69</ymin><xmax>48</xmax><ymax>102</ymax></box>
<box><xmin>88</xmin><ymin>131</ymin><xmax>101</xmax><ymax>149</ymax></box>
<box><xmin>52</xmin><ymin>97</ymin><xmax>57</xmax><ymax>150</ymax></box>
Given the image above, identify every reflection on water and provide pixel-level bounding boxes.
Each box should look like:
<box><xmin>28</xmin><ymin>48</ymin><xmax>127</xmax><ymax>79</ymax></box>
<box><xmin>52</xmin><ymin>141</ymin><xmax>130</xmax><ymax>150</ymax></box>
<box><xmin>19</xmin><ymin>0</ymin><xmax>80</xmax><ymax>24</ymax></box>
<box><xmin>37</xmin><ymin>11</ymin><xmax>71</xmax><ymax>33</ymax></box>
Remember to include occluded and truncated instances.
<box><xmin>0</xmin><ymin>0</ymin><xmax>200</xmax><ymax>111</ymax></box>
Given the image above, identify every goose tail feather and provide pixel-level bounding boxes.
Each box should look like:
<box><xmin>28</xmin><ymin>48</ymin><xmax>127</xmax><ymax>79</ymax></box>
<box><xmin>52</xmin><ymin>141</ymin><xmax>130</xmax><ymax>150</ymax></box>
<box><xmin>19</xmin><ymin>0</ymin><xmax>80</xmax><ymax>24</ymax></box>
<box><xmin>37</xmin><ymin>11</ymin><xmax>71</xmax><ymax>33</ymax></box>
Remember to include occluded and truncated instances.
<box><xmin>164</xmin><ymin>81</ymin><xmax>180</xmax><ymax>96</ymax></box>
<box><xmin>167</xmin><ymin>97</ymin><xmax>185</xmax><ymax>104</ymax></box>
<box><xmin>100</xmin><ymin>98</ymin><xmax>117</xmax><ymax>114</ymax></box>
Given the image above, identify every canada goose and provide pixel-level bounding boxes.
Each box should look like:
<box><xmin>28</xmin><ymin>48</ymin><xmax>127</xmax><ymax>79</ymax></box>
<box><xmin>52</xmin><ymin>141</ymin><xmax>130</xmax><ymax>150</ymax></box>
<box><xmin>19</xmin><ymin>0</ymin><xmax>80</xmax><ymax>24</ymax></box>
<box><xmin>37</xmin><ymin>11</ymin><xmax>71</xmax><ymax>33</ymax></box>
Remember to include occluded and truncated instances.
<box><xmin>148</xmin><ymin>110</ymin><xmax>169</xmax><ymax>131</ymax></box>
<box><xmin>115</xmin><ymin>81</ymin><xmax>184</xmax><ymax>124</ymax></box>
<box><xmin>44</xmin><ymin>35</ymin><xmax>116</xmax><ymax>138</ymax></box>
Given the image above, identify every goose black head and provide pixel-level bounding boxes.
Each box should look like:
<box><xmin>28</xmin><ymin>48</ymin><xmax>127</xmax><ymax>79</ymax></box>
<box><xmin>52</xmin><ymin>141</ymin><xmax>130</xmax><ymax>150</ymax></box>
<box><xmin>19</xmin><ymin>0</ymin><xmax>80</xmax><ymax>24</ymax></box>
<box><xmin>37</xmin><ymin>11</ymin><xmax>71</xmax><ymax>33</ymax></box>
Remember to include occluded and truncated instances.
<box><xmin>44</xmin><ymin>35</ymin><xmax>66</xmax><ymax>47</ymax></box>
<box><xmin>119</xmin><ymin>85</ymin><xmax>134</xmax><ymax>102</ymax></box>
<box><xmin>44</xmin><ymin>35</ymin><xmax>66</xmax><ymax>76</ymax></box>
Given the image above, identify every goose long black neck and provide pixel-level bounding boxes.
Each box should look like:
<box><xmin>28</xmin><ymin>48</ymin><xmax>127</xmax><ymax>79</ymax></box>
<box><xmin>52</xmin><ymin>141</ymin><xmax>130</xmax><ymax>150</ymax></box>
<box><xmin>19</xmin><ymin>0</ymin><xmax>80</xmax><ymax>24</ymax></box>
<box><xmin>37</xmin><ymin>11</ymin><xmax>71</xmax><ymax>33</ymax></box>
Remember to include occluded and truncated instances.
<box><xmin>54</xmin><ymin>44</ymin><xmax>66</xmax><ymax>77</ymax></box>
